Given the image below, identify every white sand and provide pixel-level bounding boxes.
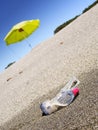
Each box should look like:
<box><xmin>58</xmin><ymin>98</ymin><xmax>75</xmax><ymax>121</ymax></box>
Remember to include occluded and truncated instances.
<box><xmin>0</xmin><ymin>4</ymin><xmax>98</xmax><ymax>129</ymax></box>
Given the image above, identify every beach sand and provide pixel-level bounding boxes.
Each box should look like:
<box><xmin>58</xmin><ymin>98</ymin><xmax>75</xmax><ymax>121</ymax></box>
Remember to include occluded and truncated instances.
<box><xmin>0</xmin><ymin>4</ymin><xmax>98</xmax><ymax>130</ymax></box>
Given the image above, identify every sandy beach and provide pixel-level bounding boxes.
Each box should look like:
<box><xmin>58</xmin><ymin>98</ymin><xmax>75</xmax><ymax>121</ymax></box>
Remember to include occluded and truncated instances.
<box><xmin>0</xmin><ymin>4</ymin><xmax>98</xmax><ymax>130</ymax></box>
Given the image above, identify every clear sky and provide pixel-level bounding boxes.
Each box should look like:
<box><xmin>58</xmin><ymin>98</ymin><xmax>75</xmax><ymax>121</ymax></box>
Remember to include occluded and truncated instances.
<box><xmin>0</xmin><ymin>0</ymin><xmax>96</xmax><ymax>73</ymax></box>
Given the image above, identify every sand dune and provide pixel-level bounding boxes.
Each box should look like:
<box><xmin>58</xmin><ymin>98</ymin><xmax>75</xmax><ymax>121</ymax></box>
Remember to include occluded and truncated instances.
<box><xmin>0</xmin><ymin>4</ymin><xmax>98</xmax><ymax>130</ymax></box>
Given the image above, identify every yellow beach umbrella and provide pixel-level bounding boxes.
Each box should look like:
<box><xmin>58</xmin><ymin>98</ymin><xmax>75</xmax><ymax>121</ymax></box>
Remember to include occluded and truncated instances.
<box><xmin>4</xmin><ymin>19</ymin><xmax>40</xmax><ymax>46</ymax></box>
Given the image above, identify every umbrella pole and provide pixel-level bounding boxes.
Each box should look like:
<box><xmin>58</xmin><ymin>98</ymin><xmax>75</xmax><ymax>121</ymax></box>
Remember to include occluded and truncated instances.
<box><xmin>21</xmin><ymin>31</ymin><xmax>32</xmax><ymax>49</ymax></box>
<box><xmin>28</xmin><ymin>43</ymin><xmax>32</xmax><ymax>49</ymax></box>
<box><xmin>24</xmin><ymin>38</ymin><xmax>32</xmax><ymax>49</ymax></box>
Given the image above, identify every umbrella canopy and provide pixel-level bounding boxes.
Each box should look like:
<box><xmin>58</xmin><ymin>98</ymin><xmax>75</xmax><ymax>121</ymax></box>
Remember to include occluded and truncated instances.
<box><xmin>4</xmin><ymin>19</ymin><xmax>40</xmax><ymax>45</ymax></box>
